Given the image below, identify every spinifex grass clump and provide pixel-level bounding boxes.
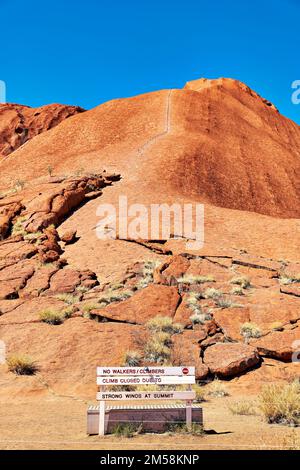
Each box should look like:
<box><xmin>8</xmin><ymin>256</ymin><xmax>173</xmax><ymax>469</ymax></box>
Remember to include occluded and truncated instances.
<box><xmin>177</xmin><ymin>274</ymin><xmax>215</xmax><ymax>285</ymax></box>
<box><xmin>230</xmin><ymin>276</ymin><xmax>251</xmax><ymax>289</ymax></box>
<box><xmin>144</xmin><ymin>316</ymin><xmax>183</xmax><ymax>364</ymax></box>
<box><xmin>123</xmin><ymin>350</ymin><xmax>142</xmax><ymax>367</ymax></box>
<box><xmin>207</xmin><ymin>379</ymin><xmax>229</xmax><ymax>398</ymax></box>
<box><xmin>7</xmin><ymin>354</ymin><xmax>39</xmax><ymax>376</ymax></box>
<box><xmin>136</xmin><ymin>260</ymin><xmax>161</xmax><ymax>290</ymax></box>
<box><xmin>146</xmin><ymin>316</ymin><xmax>183</xmax><ymax>335</ymax></box>
<box><xmin>228</xmin><ymin>400</ymin><xmax>257</xmax><ymax>416</ymax></box>
<box><xmin>240</xmin><ymin>322</ymin><xmax>262</xmax><ymax>339</ymax></box>
<box><xmin>259</xmin><ymin>382</ymin><xmax>300</xmax><ymax>425</ymax></box>
<box><xmin>39</xmin><ymin>308</ymin><xmax>73</xmax><ymax>325</ymax></box>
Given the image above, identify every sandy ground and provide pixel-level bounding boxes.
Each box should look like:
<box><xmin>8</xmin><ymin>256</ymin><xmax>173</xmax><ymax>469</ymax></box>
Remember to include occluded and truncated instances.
<box><xmin>0</xmin><ymin>393</ymin><xmax>299</xmax><ymax>450</ymax></box>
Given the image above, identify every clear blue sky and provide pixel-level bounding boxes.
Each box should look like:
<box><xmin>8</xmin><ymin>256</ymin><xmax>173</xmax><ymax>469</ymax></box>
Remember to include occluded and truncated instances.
<box><xmin>0</xmin><ymin>0</ymin><xmax>299</xmax><ymax>124</ymax></box>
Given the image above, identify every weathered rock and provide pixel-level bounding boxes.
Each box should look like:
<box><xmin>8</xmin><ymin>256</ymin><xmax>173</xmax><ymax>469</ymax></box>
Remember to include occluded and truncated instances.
<box><xmin>171</xmin><ymin>330</ymin><xmax>209</xmax><ymax>380</ymax></box>
<box><xmin>0</xmin><ymin>261</ymin><xmax>35</xmax><ymax>299</ymax></box>
<box><xmin>61</xmin><ymin>230</ymin><xmax>77</xmax><ymax>244</ymax></box>
<box><xmin>49</xmin><ymin>268</ymin><xmax>81</xmax><ymax>294</ymax></box>
<box><xmin>92</xmin><ymin>285</ymin><xmax>180</xmax><ymax>325</ymax></box>
<box><xmin>0</xmin><ymin>103</ymin><xmax>84</xmax><ymax>157</ymax></box>
<box><xmin>252</xmin><ymin>327</ymin><xmax>300</xmax><ymax>362</ymax></box>
<box><xmin>203</xmin><ymin>342</ymin><xmax>260</xmax><ymax>377</ymax></box>
<box><xmin>157</xmin><ymin>255</ymin><xmax>190</xmax><ymax>285</ymax></box>
<box><xmin>212</xmin><ymin>307</ymin><xmax>251</xmax><ymax>341</ymax></box>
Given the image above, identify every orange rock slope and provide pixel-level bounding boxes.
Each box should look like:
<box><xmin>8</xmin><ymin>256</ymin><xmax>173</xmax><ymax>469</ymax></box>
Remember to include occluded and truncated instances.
<box><xmin>0</xmin><ymin>77</ymin><xmax>300</xmax><ymax>398</ymax></box>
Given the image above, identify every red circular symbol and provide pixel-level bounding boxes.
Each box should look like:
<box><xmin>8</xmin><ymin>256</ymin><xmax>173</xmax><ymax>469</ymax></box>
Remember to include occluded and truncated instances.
<box><xmin>182</xmin><ymin>367</ymin><xmax>189</xmax><ymax>375</ymax></box>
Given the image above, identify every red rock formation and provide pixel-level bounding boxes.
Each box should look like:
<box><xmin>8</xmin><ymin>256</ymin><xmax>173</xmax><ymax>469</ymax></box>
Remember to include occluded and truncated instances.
<box><xmin>0</xmin><ymin>103</ymin><xmax>84</xmax><ymax>157</ymax></box>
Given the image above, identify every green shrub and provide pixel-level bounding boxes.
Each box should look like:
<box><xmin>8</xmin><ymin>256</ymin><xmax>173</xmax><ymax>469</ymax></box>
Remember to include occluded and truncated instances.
<box><xmin>166</xmin><ymin>422</ymin><xmax>204</xmax><ymax>435</ymax></box>
<box><xmin>240</xmin><ymin>322</ymin><xmax>262</xmax><ymax>339</ymax></box>
<box><xmin>230</xmin><ymin>286</ymin><xmax>244</xmax><ymax>296</ymax></box>
<box><xmin>230</xmin><ymin>276</ymin><xmax>251</xmax><ymax>289</ymax></box>
<box><xmin>111</xmin><ymin>423</ymin><xmax>143</xmax><ymax>437</ymax></box>
<box><xmin>39</xmin><ymin>308</ymin><xmax>72</xmax><ymax>325</ymax></box>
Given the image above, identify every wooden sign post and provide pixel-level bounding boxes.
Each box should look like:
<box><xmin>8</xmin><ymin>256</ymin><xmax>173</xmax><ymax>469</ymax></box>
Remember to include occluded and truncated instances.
<box><xmin>96</xmin><ymin>366</ymin><xmax>196</xmax><ymax>435</ymax></box>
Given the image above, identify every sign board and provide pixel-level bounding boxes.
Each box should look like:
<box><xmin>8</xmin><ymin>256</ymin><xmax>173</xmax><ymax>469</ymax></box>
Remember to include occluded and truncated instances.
<box><xmin>97</xmin><ymin>375</ymin><xmax>195</xmax><ymax>386</ymax></box>
<box><xmin>97</xmin><ymin>366</ymin><xmax>195</xmax><ymax>376</ymax></box>
<box><xmin>97</xmin><ymin>390</ymin><xmax>196</xmax><ymax>401</ymax></box>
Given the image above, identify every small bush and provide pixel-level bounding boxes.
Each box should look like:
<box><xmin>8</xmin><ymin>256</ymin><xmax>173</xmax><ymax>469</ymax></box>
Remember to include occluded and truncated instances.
<box><xmin>146</xmin><ymin>316</ymin><xmax>183</xmax><ymax>335</ymax></box>
<box><xmin>11</xmin><ymin>216</ymin><xmax>28</xmax><ymax>237</ymax></box>
<box><xmin>193</xmin><ymin>384</ymin><xmax>206</xmax><ymax>403</ymax></box>
<box><xmin>240</xmin><ymin>322</ymin><xmax>262</xmax><ymax>339</ymax></box>
<box><xmin>111</xmin><ymin>423</ymin><xmax>143</xmax><ymax>438</ymax></box>
<box><xmin>208</xmin><ymin>379</ymin><xmax>229</xmax><ymax>398</ymax></box>
<box><xmin>230</xmin><ymin>276</ymin><xmax>251</xmax><ymax>289</ymax></box>
<box><xmin>228</xmin><ymin>400</ymin><xmax>257</xmax><ymax>416</ymax></box>
<box><xmin>56</xmin><ymin>293</ymin><xmax>80</xmax><ymax>305</ymax></box>
<box><xmin>230</xmin><ymin>286</ymin><xmax>244</xmax><ymax>296</ymax></box>
<box><xmin>280</xmin><ymin>274</ymin><xmax>300</xmax><ymax>285</ymax></box>
<box><xmin>215</xmin><ymin>297</ymin><xmax>242</xmax><ymax>309</ymax></box>
<box><xmin>99</xmin><ymin>290</ymin><xmax>133</xmax><ymax>306</ymax></box>
<box><xmin>204</xmin><ymin>288</ymin><xmax>223</xmax><ymax>300</ymax></box>
<box><xmin>166</xmin><ymin>422</ymin><xmax>204</xmax><ymax>436</ymax></box>
<box><xmin>47</xmin><ymin>165</ymin><xmax>54</xmax><ymax>177</ymax></box>
<box><xmin>82</xmin><ymin>303</ymin><xmax>100</xmax><ymax>315</ymax></box>
<box><xmin>7</xmin><ymin>354</ymin><xmax>39</xmax><ymax>376</ymax></box>
<box><xmin>144</xmin><ymin>336</ymin><xmax>171</xmax><ymax>364</ymax></box>
<box><xmin>39</xmin><ymin>308</ymin><xmax>72</xmax><ymax>325</ymax></box>
<box><xmin>123</xmin><ymin>350</ymin><xmax>142</xmax><ymax>367</ymax></box>
<box><xmin>190</xmin><ymin>312</ymin><xmax>212</xmax><ymax>325</ymax></box>
<box><xmin>177</xmin><ymin>274</ymin><xmax>215</xmax><ymax>285</ymax></box>
<box><xmin>259</xmin><ymin>382</ymin><xmax>300</xmax><ymax>425</ymax></box>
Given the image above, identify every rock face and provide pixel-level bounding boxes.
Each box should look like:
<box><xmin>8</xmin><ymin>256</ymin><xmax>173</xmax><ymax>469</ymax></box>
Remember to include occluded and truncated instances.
<box><xmin>92</xmin><ymin>285</ymin><xmax>181</xmax><ymax>325</ymax></box>
<box><xmin>0</xmin><ymin>103</ymin><xmax>84</xmax><ymax>157</ymax></box>
<box><xmin>0</xmin><ymin>77</ymin><xmax>300</xmax><ymax>397</ymax></box>
<box><xmin>203</xmin><ymin>343</ymin><xmax>260</xmax><ymax>377</ymax></box>
<box><xmin>1</xmin><ymin>78</ymin><xmax>300</xmax><ymax>219</ymax></box>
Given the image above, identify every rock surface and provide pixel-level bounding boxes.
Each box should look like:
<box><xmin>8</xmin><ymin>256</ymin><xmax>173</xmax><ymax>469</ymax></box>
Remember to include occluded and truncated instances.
<box><xmin>0</xmin><ymin>78</ymin><xmax>300</xmax><ymax>397</ymax></box>
<box><xmin>0</xmin><ymin>103</ymin><xmax>84</xmax><ymax>157</ymax></box>
<box><xmin>203</xmin><ymin>343</ymin><xmax>260</xmax><ymax>377</ymax></box>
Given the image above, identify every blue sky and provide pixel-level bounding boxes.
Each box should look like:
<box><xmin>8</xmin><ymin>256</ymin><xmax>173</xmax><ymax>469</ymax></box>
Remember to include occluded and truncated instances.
<box><xmin>0</xmin><ymin>0</ymin><xmax>299</xmax><ymax>123</ymax></box>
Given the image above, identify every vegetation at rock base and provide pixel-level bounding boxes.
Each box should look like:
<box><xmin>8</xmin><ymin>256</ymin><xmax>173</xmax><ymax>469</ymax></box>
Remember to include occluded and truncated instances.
<box><xmin>230</xmin><ymin>276</ymin><xmax>251</xmax><ymax>289</ymax></box>
<box><xmin>230</xmin><ymin>286</ymin><xmax>245</xmax><ymax>296</ymax></box>
<box><xmin>111</xmin><ymin>423</ymin><xmax>143</xmax><ymax>438</ymax></box>
<box><xmin>123</xmin><ymin>350</ymin><xmax>142</xmax><ymax>367</ymax></box>
<box><xmin>39</xmin><ymin>308</ymin><xmax>72</xmax><ymax>325</ymax></box>
<box><xmin>146</xmin><ymin>316</ymin><xmax>183</xmax><ymax>335</ymax></box>
<box><xmin>177</xmin><ymin>274</ymin><xmax>215</xmax><ymax>285</ymax></box>
<box><xmin>207</xmin><ymin>379</ymin><xmax>229</xmax><ymax>398</ymax></box>
<box><xmin>240</xmin><ymin>322</ymin><xmax>262</xmax><ymax>339</ymax></box>
<box><xmin>7</xmin><ymin>354</ymin><xmax>39</xmax><ymax>376</ymax></box>
<box><xmin>228</xmin><ymin>400</ymin><xmax>257</xmax><ymax>416</ymax></box>
<box><xmin>166</xmin><ymin>422</ymin><xmax>204</xmax><ymax>436</ymax></box>
<box><xmin>259</xmin><ymin>382</ymin><xmax>300</xmax><ymax>425</ymax></box>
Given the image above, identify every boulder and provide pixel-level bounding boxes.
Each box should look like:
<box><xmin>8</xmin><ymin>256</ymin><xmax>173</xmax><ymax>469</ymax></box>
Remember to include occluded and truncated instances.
<box><xmin>252</xmin><ymin>327</ymin><xmax>300</xmax><ymax>362</ymax></box>
<box><xmin>92</xmin><ymin>284</ymin><xmax>180</xmax><ymax>325</ymax></box>
<box><xmin>203</xmin><ymin>342</ymin><xmax>260</xmax><ymax>377</ymax></box>
<box><xmin>171</xmin><ymin>330</ymin><xmax>209</xmax><ymax>380</ymax></box>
